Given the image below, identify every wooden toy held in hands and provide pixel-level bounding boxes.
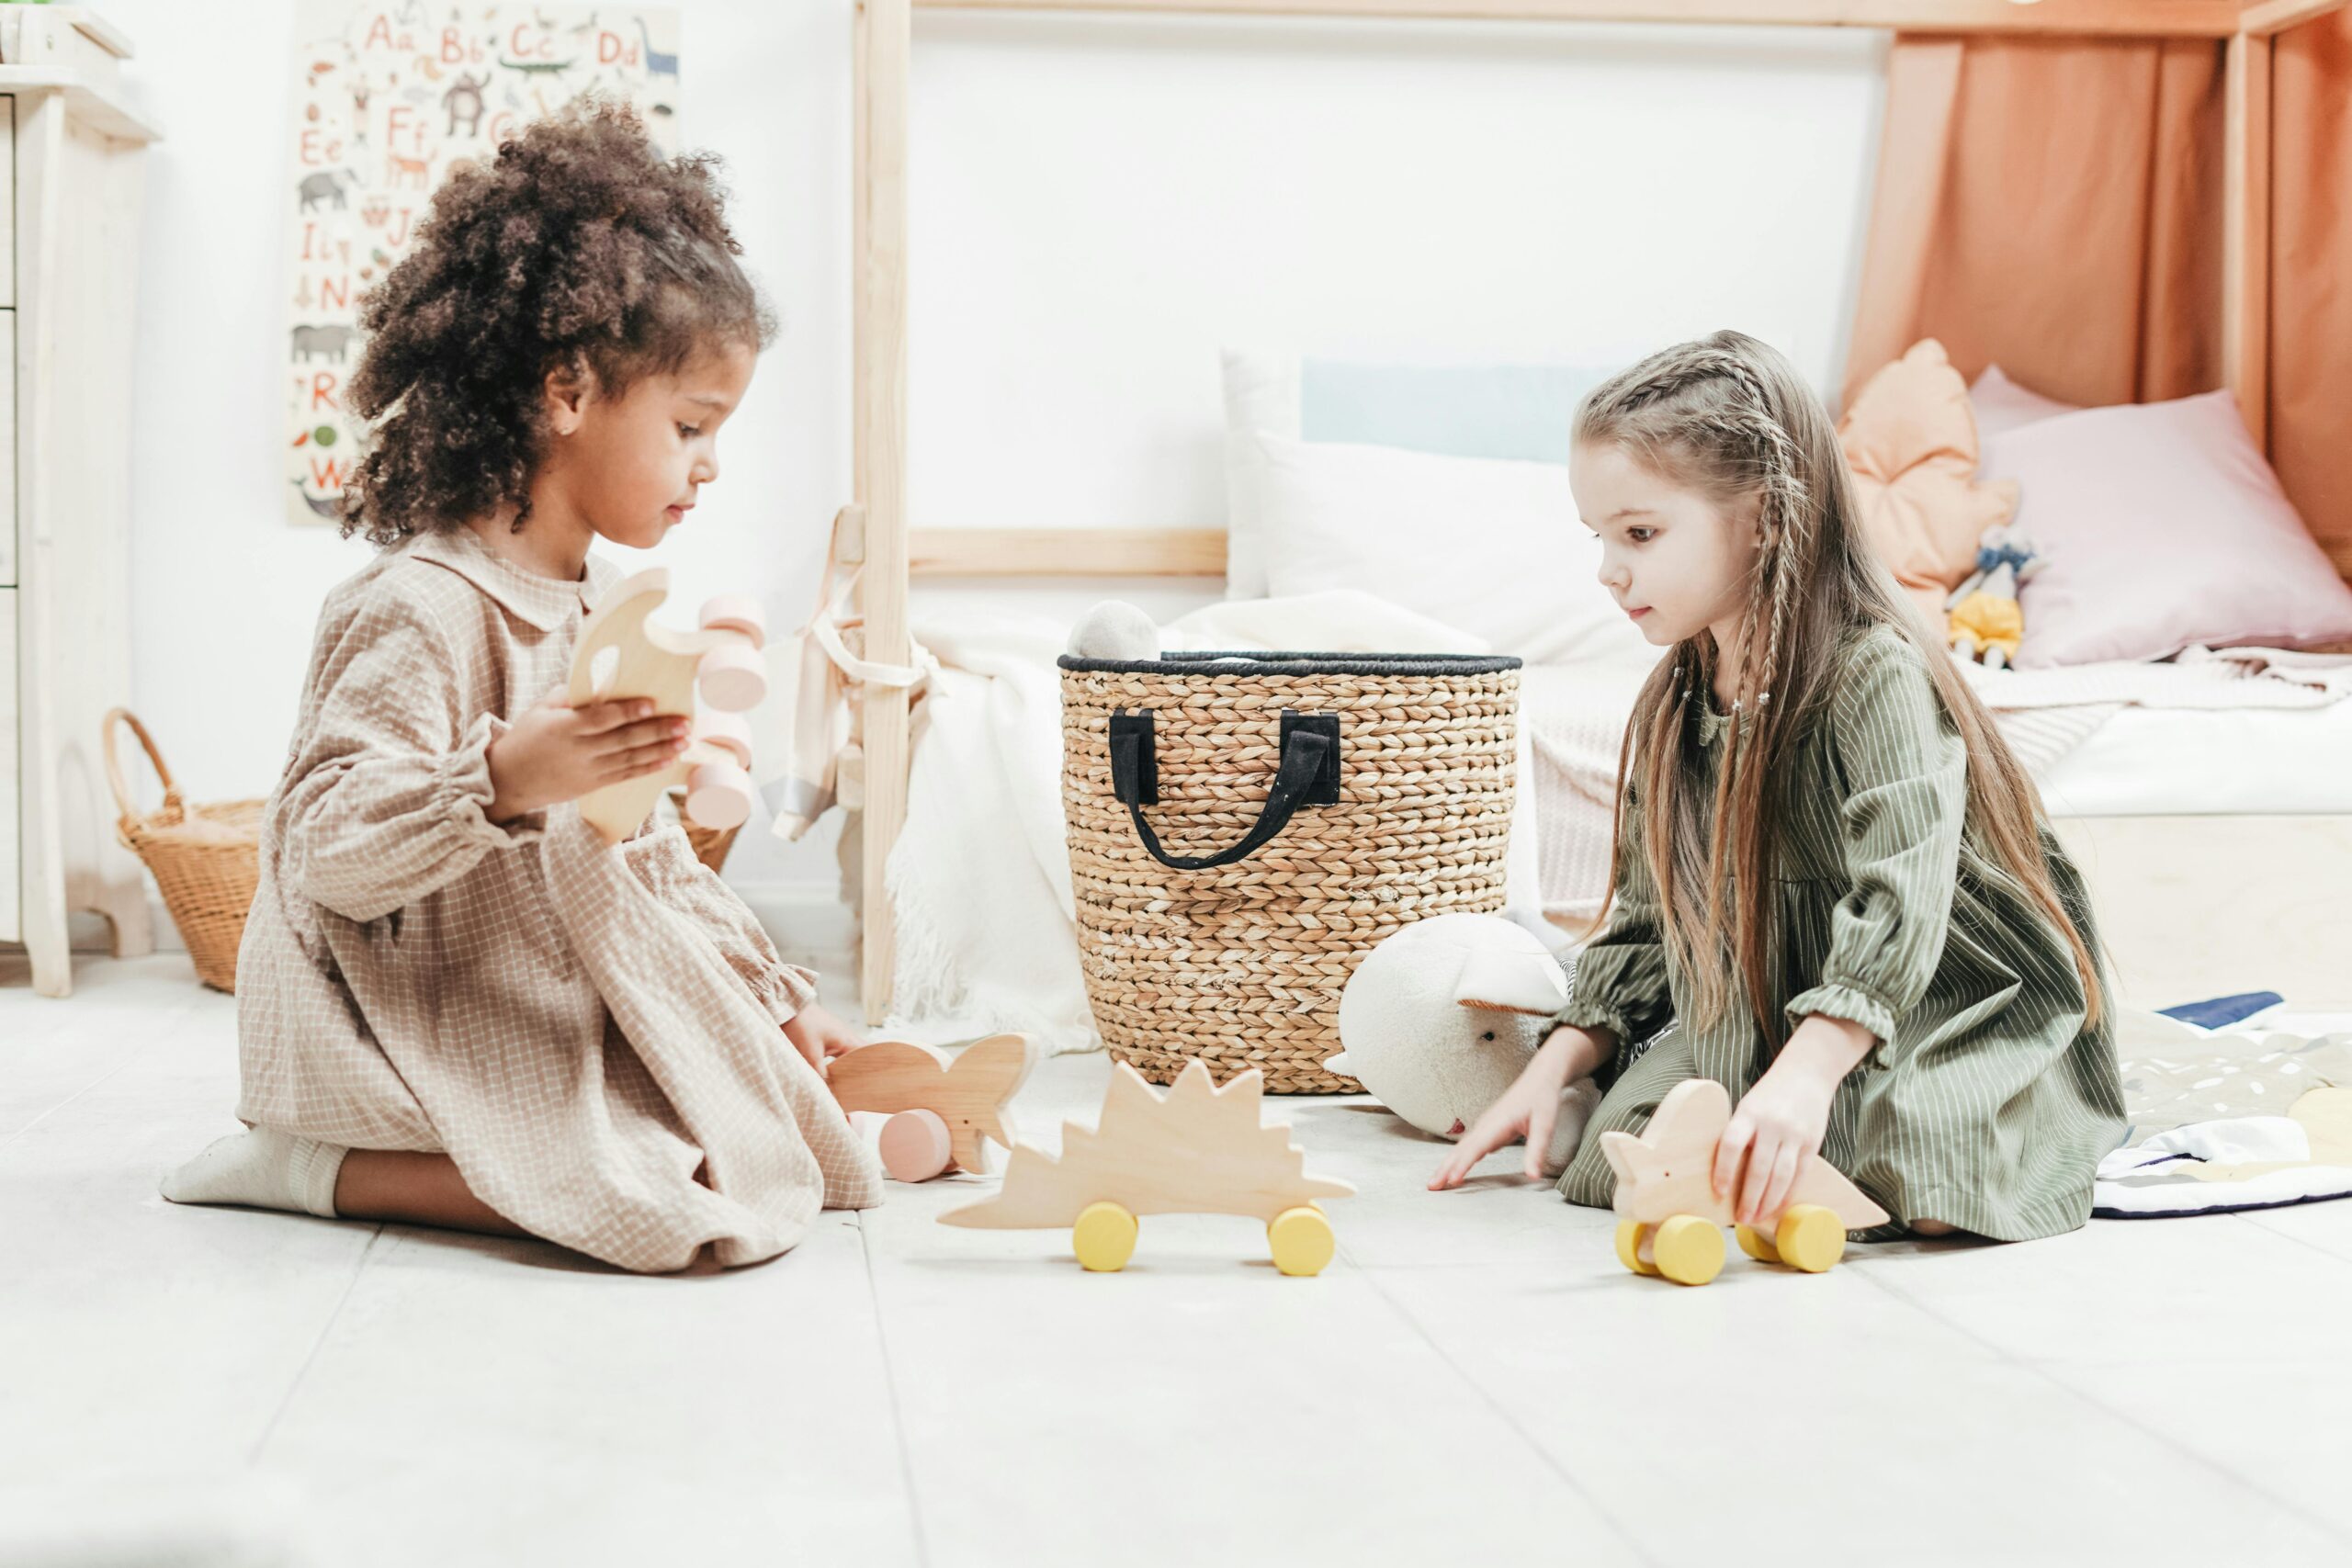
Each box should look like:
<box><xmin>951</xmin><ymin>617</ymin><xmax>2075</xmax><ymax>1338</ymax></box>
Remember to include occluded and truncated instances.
<box><xmin>939</xmin><ymin>1060</ymin><xmax>1355</xmax><ymax>1276</ymax></box>
<box><xmin>831</xmin><ymin>1033</ymin><xmax>1039</xmax><ymax>1182</ymax></box>
<box><xmin>1602</xmin><ymin>1078</ymin><xmax>1890</xmax><ymax>1287</ymax></box>
<box><xmin>569</xmin><ymin>569</ymin><xmax>767</xmax><ymax>845</ymax></box>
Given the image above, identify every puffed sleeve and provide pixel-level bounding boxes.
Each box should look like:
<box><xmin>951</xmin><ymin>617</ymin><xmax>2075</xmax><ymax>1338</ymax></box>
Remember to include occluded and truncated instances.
<box><xmin>622</xmin><ymin>823</ymin><xmax>820</xmax><ymax>1027</ymax></box>
<box><xmin>1783</xmin><ymin>633</ymin><xmax>1967</xmax><ymax>1046</ymax></box>
<box><xmin>279</xmin><ymin>590</ymin><xmax>543</xmax><ymax>924</ymax></box>
<box><xmin>1554</xmin><ymin>774</ymin><xmax>1674</xmax><ymax>1054</ymax></box>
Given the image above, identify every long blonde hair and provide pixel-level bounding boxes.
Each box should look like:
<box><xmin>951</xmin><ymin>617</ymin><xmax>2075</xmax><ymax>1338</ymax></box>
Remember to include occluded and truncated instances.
<box><xmin>1573</xmin><ymin>330</ymin><xmax>2103</xmax><ymax>1043</ymax></box>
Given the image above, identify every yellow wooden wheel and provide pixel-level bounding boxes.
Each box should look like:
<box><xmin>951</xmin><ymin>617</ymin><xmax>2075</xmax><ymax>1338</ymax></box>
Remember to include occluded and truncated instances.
<box><xmin>1267</xmin><ymin>1205</ymin><xmax>1337</xmax><ymax>1277</ymax></box>
<box><xmin>1614</xmin><ymin>1219</ymin><xmax>1661</xmax><ymax>1277</ymax></box>
<box><xmin>1774</xmin><ymin>1204</ymin><xmax>1846</xmax><ymax>1274</ymax></box>
<box><xmin>1072</xmin><ymin>1201</ymin><xmax>1138</xmax><ymax>1272</ymax></box>
<box><xmin>1653</xmin><ymin>1214</ymin><xmax>1724</xmax><ymax>1287</ymax></box>
<box><xmin>1735</xmin><ymin>1224</ymin><xmax>1780</xmax><ymax>1263</ymax></box>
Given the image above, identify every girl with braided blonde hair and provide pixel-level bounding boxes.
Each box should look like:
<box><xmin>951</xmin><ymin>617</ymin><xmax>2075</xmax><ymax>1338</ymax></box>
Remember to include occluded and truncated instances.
<box><xmin>1434</xmin><ymin>331</ymin><xmax>2124</xmax><ymax>1244</ymax></box>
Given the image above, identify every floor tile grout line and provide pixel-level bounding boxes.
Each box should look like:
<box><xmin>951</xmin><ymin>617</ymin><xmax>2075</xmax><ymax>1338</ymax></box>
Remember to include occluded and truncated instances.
<box><xmin>248</xmin><ymin>1225</ymin><xmax>386</xmax><ymax>1467</ymax></box>
<box><xmin>1338</xmin><ymin>1241</ymin><xmax>1664</xmax><ymax>1568</ymax></box>
<box><xmin>1851</xmin><ymin>1258</ymin><xmax>2352</xmax><ymax>1550</ymax></box>
<box><xmin>0</xmin><ymin>1007</ymin><xmax>204</xmax><ymax>1156</ymax></box>
<box><xmin>857</xmin><ymin>1210</ymin><xmax>934</xmax><ymax>1568</ymax></box>
<box><xmin>2227</xmin><ymin>1208</ymin><xmax>2352</xmax><ymax>1269</ymax></box>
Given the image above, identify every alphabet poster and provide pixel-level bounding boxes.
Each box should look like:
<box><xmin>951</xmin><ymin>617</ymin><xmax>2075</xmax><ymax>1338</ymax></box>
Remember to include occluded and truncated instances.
<box><xmin>285</xmin><ymin>4</ymin><xmax>681</xmax><ymax>525</ymax></box>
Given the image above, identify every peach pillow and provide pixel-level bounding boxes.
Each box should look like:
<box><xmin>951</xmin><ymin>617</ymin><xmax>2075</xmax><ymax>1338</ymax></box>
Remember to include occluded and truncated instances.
<box><xmin>1838</xmin><ymin>340</ymin><xmax>2018</xmax><ymax>626</ymax></box>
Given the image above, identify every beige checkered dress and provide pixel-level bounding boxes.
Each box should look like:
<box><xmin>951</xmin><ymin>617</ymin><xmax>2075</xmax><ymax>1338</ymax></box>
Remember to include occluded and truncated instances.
<box><xmin>235</xmin><ymin>528</ymin><xmax>882</xmax><ymax>1273</ymax></box>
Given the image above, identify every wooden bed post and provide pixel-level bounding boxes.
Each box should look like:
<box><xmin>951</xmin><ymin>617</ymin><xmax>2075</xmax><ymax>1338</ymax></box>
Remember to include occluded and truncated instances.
<box><xmin>855</xmin><ymin>0</ymin><xmax>914</xmax><ymax>1024</ymax></box>
<box><xmin>2222</xmin><ymin>20</ymin><xmax>2272</xmax><ymax>452</ymax></box>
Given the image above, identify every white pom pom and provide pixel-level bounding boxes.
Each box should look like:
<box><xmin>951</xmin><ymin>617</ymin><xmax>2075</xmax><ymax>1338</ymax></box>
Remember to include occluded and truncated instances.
<box><xmin>1067</xmin><ymin>600</ymin><xmax>1161</xmax><ymax>661</ymax></box>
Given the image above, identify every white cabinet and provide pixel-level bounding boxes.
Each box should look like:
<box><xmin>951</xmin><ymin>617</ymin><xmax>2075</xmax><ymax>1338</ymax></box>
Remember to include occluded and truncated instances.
<box><xmin>1</xmin><ymin>587</ymin><xmax>17</xmax><ymax>945</ymax></box>
<box><xmin>0</xmin><ymin>9</ymin><xmax>158</xmax><ymax>995</ymax></box>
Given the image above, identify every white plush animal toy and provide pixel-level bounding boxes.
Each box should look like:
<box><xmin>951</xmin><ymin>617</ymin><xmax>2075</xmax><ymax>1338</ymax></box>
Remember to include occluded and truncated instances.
<box><xmin>1067</xmin><ymin>600</ymin><xmax>1162</xmax><ymax>661</ymax></box>
<box><xmin>1331</xmin><ymin>913</ymin><xmax>1601</xmax><ymax>1174</ymax></box>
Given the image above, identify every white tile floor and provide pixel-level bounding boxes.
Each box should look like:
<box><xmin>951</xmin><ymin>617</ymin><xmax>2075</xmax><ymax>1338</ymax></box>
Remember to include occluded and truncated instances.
<box><xmin>7</xmin><ymin>953</ymin><xmax>2352</xmax><ymax>1568</ymax></box>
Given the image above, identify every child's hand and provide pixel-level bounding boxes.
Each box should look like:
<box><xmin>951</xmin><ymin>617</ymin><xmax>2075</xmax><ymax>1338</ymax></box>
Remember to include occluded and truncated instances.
<box><xmin>1713</xmin><ymin>1012</ymin><xmax>1878</xmax><ymax>1226</ymax></box>
<box><xmin>484</xmin><ymin>696</ymin><xmax>691</xmax><ymax>822</ymax></box>
<box><xmin>784</xmin><ymin>1004</ymin><xmax>863</xmax><ymax>1074</ymax></box>
<box><xmin>1429</xmin><ymin>1025</ymin><xmax>1606</xmax><ymax>1190</ymax></box>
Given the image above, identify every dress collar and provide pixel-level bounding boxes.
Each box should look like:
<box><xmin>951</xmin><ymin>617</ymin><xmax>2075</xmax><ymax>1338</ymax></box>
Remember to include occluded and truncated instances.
<box><xmin>406</xmin><ymin>526</ymin><xmax>618</xmax><ymax>632</ymax></box>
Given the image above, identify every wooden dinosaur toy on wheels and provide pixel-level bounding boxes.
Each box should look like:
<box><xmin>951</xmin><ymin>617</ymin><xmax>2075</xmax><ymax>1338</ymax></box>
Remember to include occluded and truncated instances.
<box><xmin>568</xmin><ymin>568</ymin><xmax>768</xmax><ymax>846</ymax></box>
<box><xmin>1603</xmin><ymin>1078</ymin><xmax>1890</xmax><ymax>1287</ymax></box>
<box><xmin>940</xmin><ymin>1060</ymin><xmax>1355</xmax><ymax>1276</ymax></box>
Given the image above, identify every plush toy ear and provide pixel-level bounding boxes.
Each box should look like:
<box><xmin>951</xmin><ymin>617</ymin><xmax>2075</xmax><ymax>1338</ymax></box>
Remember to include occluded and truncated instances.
<box><xmin>1453</xmin><ymin>950</ymin><xmax>1570</xmax><ymax>1016</ymax></box>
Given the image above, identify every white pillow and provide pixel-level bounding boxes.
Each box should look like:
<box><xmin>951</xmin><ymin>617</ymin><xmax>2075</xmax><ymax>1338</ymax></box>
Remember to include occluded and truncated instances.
<box><xmin>1253</xmin><ymin>435</ymin><xmax>1657</xmax><ymax>665</ymax></box>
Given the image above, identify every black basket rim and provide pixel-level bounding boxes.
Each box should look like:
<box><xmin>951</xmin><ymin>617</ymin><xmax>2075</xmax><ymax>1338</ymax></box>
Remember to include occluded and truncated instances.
<box><xmin>1057</xmin><ymin>649</ymin><xmax>1521</xmax><ymax>677</ymax></box>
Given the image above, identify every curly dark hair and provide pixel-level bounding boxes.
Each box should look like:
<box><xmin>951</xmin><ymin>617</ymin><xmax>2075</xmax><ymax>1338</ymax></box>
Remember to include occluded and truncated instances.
<box><xmin>338</xmin><ymin>99</ymin><xmax>776</xmax><ymax>546</ymax></box>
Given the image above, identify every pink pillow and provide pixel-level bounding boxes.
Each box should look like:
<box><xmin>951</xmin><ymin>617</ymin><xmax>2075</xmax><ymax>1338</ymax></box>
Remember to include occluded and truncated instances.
<box><xmin>1970</xmin><ymin>365</ymin><xmax>2083</xmax><ymax>440</ymax></box>
<box><xmin>1980</xmin><ymin>390</ymin><xmax>2352</xmax><ymax>667</ymax></box>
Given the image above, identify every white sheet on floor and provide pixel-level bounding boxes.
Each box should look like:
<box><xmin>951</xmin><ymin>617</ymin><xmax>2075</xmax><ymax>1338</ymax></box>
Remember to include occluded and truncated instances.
<box><xmin>2094</xmin><ymin>1118</ymin><xmax>2352</xmax><ymax>1218</ymax></box>
<box><xmin>883</xmin><ymin>592</ymin><xmax>1549</xmax><ymax>1054</ymax></box>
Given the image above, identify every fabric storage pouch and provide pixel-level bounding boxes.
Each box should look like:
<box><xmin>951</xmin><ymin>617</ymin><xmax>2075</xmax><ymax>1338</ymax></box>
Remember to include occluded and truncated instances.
<box><xmin>1058</xmin><ymin>650</ymin><xmax>1521</xmax><ymax>1093</ymax></box>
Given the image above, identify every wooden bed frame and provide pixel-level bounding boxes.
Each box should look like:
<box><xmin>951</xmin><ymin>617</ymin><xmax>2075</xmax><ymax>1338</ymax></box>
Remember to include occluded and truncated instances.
<box><xmin>846</xmin><ymin>0</ymin><xmax>2352</xmax><ymax>1021</ymax></box>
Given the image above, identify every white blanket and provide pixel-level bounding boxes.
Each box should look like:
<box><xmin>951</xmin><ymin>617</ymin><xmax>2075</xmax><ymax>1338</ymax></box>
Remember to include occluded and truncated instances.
<box><xmin>1958</xmin><ymin>644</ymin><xmax>2352</xmax><ymax>711</ymax></box>
<box><xmin>2094</xmin><ymin>1116</ymin><xmax>2352</xmax><ymax>1218</ymax></box>
<box><xmin>1526</xmin><ymin>645</ymin><xmax>2352</xmax><ymax>928</ymax></box>
<box><xmin>883</xmin><ymin>592</ymin><xmax>1549</xmax><ymax>1053</ymax></box>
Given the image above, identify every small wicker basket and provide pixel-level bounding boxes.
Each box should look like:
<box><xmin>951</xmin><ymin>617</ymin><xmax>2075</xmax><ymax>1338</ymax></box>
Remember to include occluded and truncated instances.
<box><xmin>105</xmin><ymin>709</ymin><xmax>264</xmax><ymax>993</ymax></box>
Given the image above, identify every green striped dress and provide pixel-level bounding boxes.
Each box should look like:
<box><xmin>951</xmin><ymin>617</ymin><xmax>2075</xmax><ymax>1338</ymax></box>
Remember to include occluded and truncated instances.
<box><xmin>1554</xmin><ymin>626</ymin><xmax>2126</xmax><ymax>1242</ymax></box>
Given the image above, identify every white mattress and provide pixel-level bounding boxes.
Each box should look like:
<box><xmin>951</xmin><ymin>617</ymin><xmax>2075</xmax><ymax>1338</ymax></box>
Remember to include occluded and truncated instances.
<box><xmin>2037</xmin><ymin>700</ymin><xmax>2352</xmax><ymax>818</ymax></box>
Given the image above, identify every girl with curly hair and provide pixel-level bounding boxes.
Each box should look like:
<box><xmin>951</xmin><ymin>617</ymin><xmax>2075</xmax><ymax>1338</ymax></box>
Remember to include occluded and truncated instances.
<box><xmin>163</xmin><ymin>105</ymin><xmax>883</xmax><ymax>1272</ymax></box>
<box><xmin>1432</xmin><ymin>332</ymin><xmax>2124</xmax><ymax>1247</ymax></box>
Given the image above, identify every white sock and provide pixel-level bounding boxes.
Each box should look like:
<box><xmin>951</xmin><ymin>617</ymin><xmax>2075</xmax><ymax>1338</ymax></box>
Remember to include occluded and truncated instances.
<box><xmin>161</xmin><ymin>1127</ymin><xmax>347</xmax><ymax>1219</ymax></box>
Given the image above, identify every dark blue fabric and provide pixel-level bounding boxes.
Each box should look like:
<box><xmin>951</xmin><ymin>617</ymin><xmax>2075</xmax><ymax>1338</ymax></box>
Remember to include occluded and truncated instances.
<box><xmin>2156</xmin><ymin>992</ymin><xmax>2284</xmax><ymax>1030</ymax></box>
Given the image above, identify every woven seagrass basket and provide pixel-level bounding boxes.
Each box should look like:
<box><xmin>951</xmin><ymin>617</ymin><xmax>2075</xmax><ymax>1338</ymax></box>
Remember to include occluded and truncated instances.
<box><xmin>104</xmin><ymin>710</ymin><xmax>264</xmax><ymax>994</ymax></box>
<box><xmin>1059</xmin><ymin>650</ymin><xmax>1521</xmax><ymax>1094</ymax></box>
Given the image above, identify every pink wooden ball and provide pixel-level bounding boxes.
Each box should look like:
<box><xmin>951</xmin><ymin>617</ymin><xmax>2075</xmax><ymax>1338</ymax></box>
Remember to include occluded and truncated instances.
<box><xmin>876</xmin><ymin>1109</ymin><xmax>954</xmax><ymax>1182</ymax></box>
<box><xmin>684</xmin><ymin>761</ymin><xmax>752</xmax><ymax>831</ymax></box>
<box><xmin>697</xmin><ymin>711</ymin><xmax>753</xmax><ymax>769</ymax></box>
<box><xmin>699</xmin><ymin>594</ymin><xmax>767</xmax><ymax>649</ymax></box>
<box><xmin>695</xmin><ymin>644</ymin><xmax>766</xmax><ymax>712</ymax></box>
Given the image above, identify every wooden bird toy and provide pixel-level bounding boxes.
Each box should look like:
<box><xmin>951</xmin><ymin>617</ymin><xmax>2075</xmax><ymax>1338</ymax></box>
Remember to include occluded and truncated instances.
<box><xmin>1602</xmin><ymin>1078</ymin><xmax>1890</xmax><ymax>1286</ymax></box>
<box><xmin>939</xmin><ymin>1059</ymin><xmax>1355</xmax><ymax>1276</ymax></box>
<box><xmin>568</xmin><ymin>569</ymin><xmax>768</xmax><ymax>845</ymax></box>
<box><xmin>830</xmin><ymin>1033</ymin><xmax>1039</xmax><ymax>1181</ymax></box>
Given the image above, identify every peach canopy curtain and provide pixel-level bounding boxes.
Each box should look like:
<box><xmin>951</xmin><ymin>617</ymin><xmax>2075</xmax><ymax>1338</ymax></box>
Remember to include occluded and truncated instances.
<box><xmin>1842</xmin><ymin>35</ymin><xmax>2223</xmax><ymax>414</ymax></box>
<box><xmin>2271</xmin><ymin>8</ymin><xmax>2352</xmax><ymax>581</ymax></box>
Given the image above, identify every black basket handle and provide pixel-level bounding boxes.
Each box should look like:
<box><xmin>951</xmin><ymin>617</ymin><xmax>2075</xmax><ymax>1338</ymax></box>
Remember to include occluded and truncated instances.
<box><xmin>1108</xmin><ymin>708</ymin><xmax>1340</xmax><ymax>871</ymax></box>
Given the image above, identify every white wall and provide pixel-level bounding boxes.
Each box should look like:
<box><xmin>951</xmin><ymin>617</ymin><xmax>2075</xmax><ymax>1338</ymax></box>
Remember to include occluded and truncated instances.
<box><xmin>95</xmin><ymin>2</ymin><xmax>1884</xmax><ymax>937</ymax></box>
<box><xmin>105</xmin><ymin>0</ymin><xmax>860</xmax><ymax>916</ymax></box>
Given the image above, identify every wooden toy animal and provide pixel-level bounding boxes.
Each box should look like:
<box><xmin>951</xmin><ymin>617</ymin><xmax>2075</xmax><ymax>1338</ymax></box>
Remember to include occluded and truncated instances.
<box><xmin>940</xmin><ymin>1060</ymin><xmax>1355</xmax><ymax>1276</ymax></box>
<box><xmin>568</xmin><ymin>569</ymin><xmax>768</xmax><ymax>846</ymax></box>
<box><xmin>1602</xmin><ymin>1078</ymin><xmax>1890</xmax><ymax>1286</ymax></box>
<box><xmin>829</xmin><ymin>1033</ymin><xmax>1038</xmax><ymax>1181</ymax></box>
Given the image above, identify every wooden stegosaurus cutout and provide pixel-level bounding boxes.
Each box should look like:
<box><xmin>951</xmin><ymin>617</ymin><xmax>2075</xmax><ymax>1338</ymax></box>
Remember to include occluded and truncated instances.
<box><xmin>939</xmin><ymin>1059</ymin><xmax>1354</xmax><ymax>1275</ymax></box>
